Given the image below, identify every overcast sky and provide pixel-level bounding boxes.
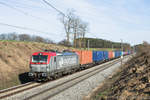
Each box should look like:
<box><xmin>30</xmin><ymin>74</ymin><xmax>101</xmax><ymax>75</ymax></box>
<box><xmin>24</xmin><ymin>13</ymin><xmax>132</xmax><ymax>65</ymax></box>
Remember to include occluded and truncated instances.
<box><xmin>0</xmin><ymin>0</ymin><xmax>150</xmax><ymax>45</ymax></box>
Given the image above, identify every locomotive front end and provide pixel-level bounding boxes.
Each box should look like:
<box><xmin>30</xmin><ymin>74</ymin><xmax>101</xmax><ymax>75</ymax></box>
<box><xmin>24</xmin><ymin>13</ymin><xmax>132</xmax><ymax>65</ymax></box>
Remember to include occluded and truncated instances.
<box><xmin>28</xmin><ymin>52</ymin><xmax>54</xmax><ymax>80</ymax></box>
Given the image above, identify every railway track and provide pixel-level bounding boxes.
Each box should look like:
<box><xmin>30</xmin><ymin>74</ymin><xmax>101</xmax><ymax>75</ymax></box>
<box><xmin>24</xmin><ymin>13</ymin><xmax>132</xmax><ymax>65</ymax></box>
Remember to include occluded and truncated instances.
<box><xmin>0</xmin><ymin>56</ymin><xmax>129</xmax><ymax>100</ymax></box>
<box><xmin>24</xmin><ymin>57</ymin><xmax>126</xmax><ymax>100</ymax></box>
<box><xmin>0</xmin><ymin>82</ymin><xmax>32</xmax><ymax>94</ymax></box>
<box><xmin>0</xmin><ymin>82</ymin><xmax>42</xmax><ymax>99</ymax></box>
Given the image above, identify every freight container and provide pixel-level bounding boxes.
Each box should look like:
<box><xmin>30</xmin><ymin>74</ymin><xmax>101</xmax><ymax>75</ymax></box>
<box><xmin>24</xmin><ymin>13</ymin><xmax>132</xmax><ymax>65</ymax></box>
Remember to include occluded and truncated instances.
<box><xmin>115</xmin><ymin>51</ymin><xmax>121</xmax><ymax>58</ymax></box>
<box><xmin>112</xmin><ymin>51</ymin><xmax>115</xmax><ymax>58</ymax></box>
<box><xmin>123</xmin><ymin>51</ymin><xmax>128</xmax><ymax>55</ymax></box>
<box><xmin>120</xmin><ymin>51</ymin><xmax>122</xmax><ymax>57</ymax></box>
<box><xmin>93</xmin><ymin>51</ymin><xmax>104</xmax><ymax>62</ymax></box>
<box><xmin>123</xmin><ymin>51</ymin><xmax>125</xmax><ymax>55</ymax></box>
<box><xmin>74</xmin><ymin>50</ymin><xmax>93</xmax><ymax>65</ymax></box>
<box><xmin>128</xmin><ymin>50</ymin><xmax>131</xmax><ymax>55</ymax></box>
<box><xmin>116</xmin><ymin>51</ymin><xmax>122</xmax><ymax>57</ymax></box>
<box><xmin>103</xmin><ymin>51</ymin><xmax>109</xmax><ymax>60</ymax></box>
<box><xmin>108</xmin><ymin>51</ymin><xmax>113</xmax><ymax>59</ymax></box>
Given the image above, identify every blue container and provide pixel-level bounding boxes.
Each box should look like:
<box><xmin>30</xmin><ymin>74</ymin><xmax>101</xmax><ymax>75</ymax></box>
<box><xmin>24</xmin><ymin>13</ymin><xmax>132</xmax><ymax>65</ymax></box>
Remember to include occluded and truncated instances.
<box><xmin>114</xmin><ymin>51</ymin><xmax>117</xmax><ymax>58</ymax></box>
<box><xmin>119</xmin><ymin>51</ymin><xmax>122</xmax><ymax>56</ymax></box>
<box><xmin>92</xmin><ymin>51</ymin><xmax>104</xmax><ymax>62</ymax></box>
<box><xmin>115</xmin><ymin>51</ymin><xmax>119</xmax><ymax>58</ymax></box>
<box><xmin>103</xmin><ymin>51</ymin><xmax>109</xmax><ymax>60</ymax></box>
<box><xmin>128</xmin><ymin>50</ymin><xmax>131</xmax><ymax>55</ymax></box>
<box><xmin>115</xmin><ymin>51</ymin><xmax>122</xmax><ymax>58</ymax></box>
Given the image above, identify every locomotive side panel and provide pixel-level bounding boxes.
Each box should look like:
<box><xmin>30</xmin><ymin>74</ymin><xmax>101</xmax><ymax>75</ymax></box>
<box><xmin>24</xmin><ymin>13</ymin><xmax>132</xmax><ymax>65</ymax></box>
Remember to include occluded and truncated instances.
<box><xmin>56</xmin><ymin>54</ymin><xmax>79</xmax><ymax>70</ymax></box>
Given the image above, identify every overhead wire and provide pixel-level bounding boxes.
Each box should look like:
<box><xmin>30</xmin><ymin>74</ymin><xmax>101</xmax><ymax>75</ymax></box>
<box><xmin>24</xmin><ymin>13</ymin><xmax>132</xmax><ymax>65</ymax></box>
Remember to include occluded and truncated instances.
<box><xmin>0</xmin><ymin>1</ymin><xmax>51</xmax><ymax>23</ymax></box>
<box><xmin>0</xmin><ymin>22</ymin><xmax>55</xmax><ymax>35</ymax></box>
<box><xmin>0</xmin><ymin>1</ymin><xmax>58</xmax><ymax>35</ymax></box>
<box><xmin>0</xmin><ymin>0</ymin><xmax>69</xmax><ymax>38</ymax></box>
<box><xmin>42</xmin><ymin>0</ymin><xmax>106</xmax><ymax>40</ymax></box>
<box><xmin>42</xmin><ymin>0</ymin><xmax>68</xmax><ymax>18</ymax></box>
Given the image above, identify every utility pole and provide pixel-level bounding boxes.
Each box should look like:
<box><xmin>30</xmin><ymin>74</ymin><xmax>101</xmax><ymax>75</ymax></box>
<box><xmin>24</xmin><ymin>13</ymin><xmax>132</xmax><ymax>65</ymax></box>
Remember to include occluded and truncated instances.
<box><xmin>88</xmin><ymin>40</ymin><xmax>90</xmax><ymax>50</ymax></box>
<box><xmin>121</xmin><ymin>39</ymin><xmax>123</xmax><ymax>67</ymax></box>
<box><xmin>121</xmin><ymin>39</ymin><xmax>123</xmax><ymax>56</ymax></box>
<box><xmin>133</xmin><ymin>46</ymin><xmax>135</xmax><ymax>53</ymax></box>
<box><xmin>112</xmin><ymin>44</ymin><xmax>114</xmax><ymax>51</ymax></box>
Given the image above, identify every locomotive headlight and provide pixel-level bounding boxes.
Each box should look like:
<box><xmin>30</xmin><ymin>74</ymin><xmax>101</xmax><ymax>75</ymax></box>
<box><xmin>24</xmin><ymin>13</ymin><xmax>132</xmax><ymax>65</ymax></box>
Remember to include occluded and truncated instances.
<box><xmin>28</xmin><ymin>72</ymin><xmax>34</xmax><ymax>76</ymax></box>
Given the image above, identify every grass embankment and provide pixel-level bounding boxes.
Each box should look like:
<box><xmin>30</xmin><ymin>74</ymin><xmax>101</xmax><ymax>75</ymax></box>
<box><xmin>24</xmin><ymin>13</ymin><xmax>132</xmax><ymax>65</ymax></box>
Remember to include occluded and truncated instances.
<box><xmin>0</xmin><ymin>40</ymin><xmax>114</xmax><ymax>90</ymax></box>
<box><xmin>0</xmin><ymin>41</ymin><xmax>68</xmax><ymax>90</ymax></box>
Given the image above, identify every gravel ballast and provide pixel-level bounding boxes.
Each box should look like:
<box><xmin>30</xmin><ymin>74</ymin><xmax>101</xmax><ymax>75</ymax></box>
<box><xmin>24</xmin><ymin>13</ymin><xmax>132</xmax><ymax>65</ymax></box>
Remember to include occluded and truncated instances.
<box><xmin>49</xmin><ymin>57</ymin><xmax>130</xmax><ymax>100</ymax></box>
<box><xmin>3</xmin><ymin>56</ymin><xmax>131</xmax><ymax>100</ymax></box>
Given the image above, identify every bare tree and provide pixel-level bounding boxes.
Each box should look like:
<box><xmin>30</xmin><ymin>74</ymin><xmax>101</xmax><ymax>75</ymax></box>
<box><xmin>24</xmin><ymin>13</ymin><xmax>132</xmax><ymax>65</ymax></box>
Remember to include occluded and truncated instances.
<box><xmin>0</xmin><ymin>33</ymin><xmax>55</xmax><ymax>44</ymax></box>
<box><xmin>44</xmin><ymin>38</ymin><xmax>54</xmax><ymax>44</ymax></box>
<box><xmin>18</xmin><ymin>34</ymin><xmax>31</xmax><ymax>41</ymax></box>
<box><xmin>0</xmin><ymin>34</ymin><xmax>6</xmax><ymax>40</ymax></box>
<box><xmin>58</xmin><ymin>39</ymin><xmax>71</xmax><ymax>46</ymax></box>
<box><xmin>7</xmin><ymin>32</ymin><xmax>18</xmax><ymax>41</ymax></box>
<box><xmin>72</xmin><ymin>17</ymin><xmax>80</xmax><ymax>48</ymax></box>
<box><xmin>34</xmin><ymin>36</ymin><xmax>44</xmax><ymax>42</ymax></box>
<box><xmin>59</xmin><ymin>9</ymin><xmax>75</xmax><ymax>46</ymax></box>
<box><xmin>59</xmin><ymin>9</ymin><xmax>89</xmax><ymax>48</ymax></box>
<box><xmin>79</xmin><ymin>22</ymin><xmax>88</xmax><ymax>48</ymax></box>
<box><xmin>74</xmin><ymin>20</ymin><xmax>88</xmax><ymax>48</ymax></box>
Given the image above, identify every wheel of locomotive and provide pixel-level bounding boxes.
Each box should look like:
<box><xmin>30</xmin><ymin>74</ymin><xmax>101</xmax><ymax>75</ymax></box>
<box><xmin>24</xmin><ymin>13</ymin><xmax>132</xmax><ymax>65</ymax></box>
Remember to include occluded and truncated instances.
<box><xmin>72</xmin><ymin>69</ymin><xmax>76</xmax><ymax>73</ymax></box>
<box><xmin>68</xmin><ymin>70</ymin><xmax>72</xmax><ymax>75</ymax></box>
<box><xmin>58</xmin><ymin>73</ymin><xmax>62</xmax><ymax>78</ymax></box>
<box><xmin>49</xmin><ymin>76</ymin><xmax>54</xmax><ymax>81</ymax></box>
<box><xmin>53</xmin><ymin>74</ymin><xmax>59</xmax><ymax>79</ymax></box>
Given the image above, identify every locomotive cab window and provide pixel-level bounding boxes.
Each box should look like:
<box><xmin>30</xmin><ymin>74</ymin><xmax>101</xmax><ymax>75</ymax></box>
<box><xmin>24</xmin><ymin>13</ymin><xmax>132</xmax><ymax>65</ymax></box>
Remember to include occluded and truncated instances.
<box><xmin>32</xmin><ymin>55</ymin><xmax>48</xmax><ymax>63</ymax></box>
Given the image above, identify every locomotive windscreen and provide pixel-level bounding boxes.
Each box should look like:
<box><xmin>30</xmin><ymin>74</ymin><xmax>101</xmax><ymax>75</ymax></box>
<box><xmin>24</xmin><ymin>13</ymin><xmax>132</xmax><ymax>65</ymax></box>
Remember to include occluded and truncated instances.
<box><xmin>32</xmin><ymin>55</ymin><xmax>48</xmax><ymax>63</ymax></box>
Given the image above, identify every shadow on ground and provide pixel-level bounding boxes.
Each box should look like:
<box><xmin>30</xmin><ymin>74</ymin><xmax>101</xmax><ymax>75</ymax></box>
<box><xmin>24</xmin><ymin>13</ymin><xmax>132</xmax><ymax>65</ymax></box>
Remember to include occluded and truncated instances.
<box><xmin>19</xmin><ymin>72</ymin><xmax>32</xmax><ymax>84</ymax></box>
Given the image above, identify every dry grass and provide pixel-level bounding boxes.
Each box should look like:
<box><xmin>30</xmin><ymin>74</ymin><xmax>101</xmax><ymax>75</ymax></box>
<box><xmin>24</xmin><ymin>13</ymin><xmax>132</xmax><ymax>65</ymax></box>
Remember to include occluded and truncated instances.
<box><xmin>0</xmin><ymin>41</ymin><xmax>69</xmax><ymax>90</ymax></box>
<box><xmin>0</xmin><ymin>40</ymin><xmax>114</xmax><ymax>90</ymax></box>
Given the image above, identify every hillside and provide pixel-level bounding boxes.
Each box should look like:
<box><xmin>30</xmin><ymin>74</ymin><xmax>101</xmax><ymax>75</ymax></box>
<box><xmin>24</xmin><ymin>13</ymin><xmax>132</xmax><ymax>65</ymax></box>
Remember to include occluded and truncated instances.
<box><xmin>93</xmin><ymin>43</ymin><xmax>150</xmax><ymax>100</ymax></box>
<box><xmin>0</xmin><ymin>41</ymin><xmax>69</xmax><ymax>90</ymax></box>
<box><xmin>0</xmin><ymin>40</ymin><xmax>116</xmax><ymax>90</ymax></box>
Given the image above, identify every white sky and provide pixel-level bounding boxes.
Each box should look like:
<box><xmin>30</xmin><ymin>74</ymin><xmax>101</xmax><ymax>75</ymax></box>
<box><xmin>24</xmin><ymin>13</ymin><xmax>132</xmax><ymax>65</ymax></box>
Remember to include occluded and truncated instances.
<box><xmin>0</xmin><ymin>0</ymin><xmax>150</xmax><ymax>45</ymax></box>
